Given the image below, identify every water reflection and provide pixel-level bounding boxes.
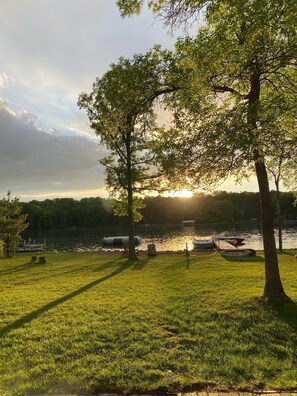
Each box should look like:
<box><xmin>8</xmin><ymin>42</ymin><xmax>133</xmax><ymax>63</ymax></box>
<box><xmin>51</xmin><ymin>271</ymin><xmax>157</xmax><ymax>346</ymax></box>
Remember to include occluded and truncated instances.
<box><xmin>21</xmin><ymin>223</ymin><xmax>297</xmax><ymax>252</ymax></box>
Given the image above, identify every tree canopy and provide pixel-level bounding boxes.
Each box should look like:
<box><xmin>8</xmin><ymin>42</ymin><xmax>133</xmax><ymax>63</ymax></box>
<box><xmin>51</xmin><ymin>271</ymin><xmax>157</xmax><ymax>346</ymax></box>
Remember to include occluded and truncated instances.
<box><xmin>116</xmin><ymin>0</ymin><xmax>297</xmax><ymax>298</ymax></box>
<box><xmin>78</xmin><ymin>48</ymin><xmax>177</xmax><ymax>259</ymax></box>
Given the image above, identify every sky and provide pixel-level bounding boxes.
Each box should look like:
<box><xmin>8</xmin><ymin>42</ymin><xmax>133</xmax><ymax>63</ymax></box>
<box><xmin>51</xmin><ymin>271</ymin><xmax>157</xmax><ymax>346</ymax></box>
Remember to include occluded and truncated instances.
<box><xmin>0</xmin><ymin>0</ymin><xmax>260</xmax><ymax>202</ymax></box>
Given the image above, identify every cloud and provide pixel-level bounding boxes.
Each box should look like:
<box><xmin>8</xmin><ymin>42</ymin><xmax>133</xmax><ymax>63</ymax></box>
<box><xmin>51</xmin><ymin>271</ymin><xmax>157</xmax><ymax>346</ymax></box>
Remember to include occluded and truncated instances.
<box><xmin>0</xmin><ymin>103</ymin><xmax>106</xmax><ymax>200</ymax></box>
<box><xmin>0</xmin><ymin>73</ymin><xmax>16</xmax><ymax>88</ymax></box>
<box><xmin>0</xmin><ymin>1</ymin><xmax>178</xmax><ymax>143</ymax></box>
<box><xmin>1</xmin><ymin>1</ymin><xmax>260</xmax><ymax>200</ymax></box>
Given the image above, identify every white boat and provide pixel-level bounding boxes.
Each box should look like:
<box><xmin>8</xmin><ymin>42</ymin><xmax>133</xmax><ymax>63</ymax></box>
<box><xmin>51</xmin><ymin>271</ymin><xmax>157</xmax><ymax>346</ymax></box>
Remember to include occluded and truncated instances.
<box><xmin>220</xmin><ymin>248</ymin><xmax>256</xmax><ymax>257</ymax></box>
<box><xmin>102</xmin><ymin>236</ymin><xmax>142</xmax><ymax>247</ymax></box>
<box><xmin>193</xmin><ymin>238</ymin><xmax>214</xmax><ymax>249</ymax></box>
<box><xmin>214</xmin><ymin>234</ymin><xmax>245</xmax><ymax>245</ymax></box>
<box><xmin>182</xmin><ymin>220</ymin><xmax>195</xmax><ymax>226</ymax></box>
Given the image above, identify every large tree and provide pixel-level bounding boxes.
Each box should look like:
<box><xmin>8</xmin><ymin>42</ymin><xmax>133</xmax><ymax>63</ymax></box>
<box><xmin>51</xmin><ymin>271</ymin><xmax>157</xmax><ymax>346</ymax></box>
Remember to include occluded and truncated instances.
<box><xmin>117</xmin><ymin>0</ymin><xmax>297</xmax><ymax>298</ymax></box>
<box><xmin>78</xmin><ymin>49</ymin><xmax>176</xmax><ymax>259</ymax></box>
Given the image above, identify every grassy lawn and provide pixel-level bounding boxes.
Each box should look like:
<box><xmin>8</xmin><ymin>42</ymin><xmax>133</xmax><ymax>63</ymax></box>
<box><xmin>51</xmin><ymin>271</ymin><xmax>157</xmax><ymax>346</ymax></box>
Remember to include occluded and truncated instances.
<box><xmin>1</xmin><ymin>250</ymin><xmax>297</xmax><ymax>395</ymax></box>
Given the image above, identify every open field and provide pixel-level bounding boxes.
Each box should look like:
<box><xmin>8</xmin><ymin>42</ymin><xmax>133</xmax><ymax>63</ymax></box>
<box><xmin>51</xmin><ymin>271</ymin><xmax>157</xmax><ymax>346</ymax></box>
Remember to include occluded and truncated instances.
<box><xmin>1</xmin><ymin>251</ymin><xmax>297</xmax><ymax>395</ymax></box>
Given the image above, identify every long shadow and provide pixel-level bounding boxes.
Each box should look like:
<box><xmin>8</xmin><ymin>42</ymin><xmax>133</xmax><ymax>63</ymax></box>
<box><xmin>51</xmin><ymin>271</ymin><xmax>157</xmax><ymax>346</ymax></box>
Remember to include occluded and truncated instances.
<box><xmin>129</xmin><ymin>256</ymin><xmax>154</xmax><ymax>270</ymax></box>
<box><xmin>19</xmin><ymin>262</ymin><xmax>121</xmax><ymax>284</ymax></box>
<box><xmin>0</xmin><ymin>260</ymin><xmax>132</xmax><ymax>338</ymax></box>
<box><xmin>0</xmin><ymin>261</ymin><xmax>42</xmax><ymax>275</ymax></box>
<box><xmin>93</xmin><ymin>254</ymin><xmax>151</xmax><ymax>271</ymax></box>
<box><xmin>165</xmin><ymin>252</ymin><xmax>218</xmax><ymax>265</ymax></box>
<box><xmin>221</xmin><ymin>255</ymin><xmax>265</xmax><ymax>263</ymax></box>
<box><xmin>1</xmin><ymin>256</ymin><xmax>124</xmax><ymax>280</ymax></box>
<box><xmin>92</xmin><ymin>257</ymin><xmax>123</xmax><ymax>272</ymax></box>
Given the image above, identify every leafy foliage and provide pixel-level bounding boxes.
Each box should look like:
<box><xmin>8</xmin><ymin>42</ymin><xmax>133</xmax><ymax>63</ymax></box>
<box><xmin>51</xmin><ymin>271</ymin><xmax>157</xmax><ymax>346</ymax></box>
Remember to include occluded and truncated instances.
<box><xmin>0</xmin><ymin>191</ymin><xmax>28</xmax><ymax>257</ymax></box>
<box><xmin>116</xmin><ymin>0</ymin><xmax>297</xmax><ymax>298</ymax></box>
<box><xmin>78</xmin><ymin>48</ymin><xmax>176</xmax><ymax>203</ymax></box>
<box><xmin>78</xmin><ymin>48</ymin><xmax>178</xmax><ymax>258</ymax></box>
<box><xmin>154</xmin><ymin>0</ymin><xmax>297</xmax><ymax>187</ymax></box>
<box><xmin>19</xmin><ymin>191</ymin><xmax>297</xmax><ymax>230</ymax></box>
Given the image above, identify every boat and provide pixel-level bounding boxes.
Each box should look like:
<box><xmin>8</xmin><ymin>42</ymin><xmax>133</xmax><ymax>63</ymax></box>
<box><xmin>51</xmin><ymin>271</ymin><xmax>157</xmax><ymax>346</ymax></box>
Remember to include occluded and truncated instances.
<box><xmin>182</xmin><ymin>220</ymin><xmax>195</xmax><ymax>226</ymax></box>
<box><xmin>102</xmin><ymin>236</ymin><xmax>142</xmax><ymax>247</ymax></box>
<box><xmin>220</xmin><ymin>248</ymin><xmax>256</xmax><ymax>257</ymax></box>
<box><xmin>193</xmin><ymin>238</ymin><xmax>214</xmax><ymax>249</ymax></box>
<box><xmin>225</xmin><ymin>238</ymin><xmax>245</xmax><ymax>246</ymax></box>
<box><xmin>17</xmin><ymin>240</ymin><xmax>46</xmax><ymax>252</ymax></box>
<box><xmin>214</xmin><ymin>234</ymin><xmax>245</xmax><ymax>245</ymax></box>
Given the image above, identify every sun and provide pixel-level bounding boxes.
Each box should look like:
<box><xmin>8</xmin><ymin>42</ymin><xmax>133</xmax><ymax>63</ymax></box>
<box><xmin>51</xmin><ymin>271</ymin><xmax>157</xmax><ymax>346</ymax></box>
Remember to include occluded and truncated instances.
<box><xmin>170</xmin><ymin>189</ymin><xmax>193</xmax><ymax>198</ymax></box>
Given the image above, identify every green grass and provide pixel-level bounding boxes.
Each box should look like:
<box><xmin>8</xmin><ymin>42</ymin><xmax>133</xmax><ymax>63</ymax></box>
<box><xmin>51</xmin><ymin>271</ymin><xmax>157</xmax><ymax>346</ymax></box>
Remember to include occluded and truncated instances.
<box><xmin>1</xmin><ymin>251</ymin><xmax>297</xmax><ymax>395</ymax></box>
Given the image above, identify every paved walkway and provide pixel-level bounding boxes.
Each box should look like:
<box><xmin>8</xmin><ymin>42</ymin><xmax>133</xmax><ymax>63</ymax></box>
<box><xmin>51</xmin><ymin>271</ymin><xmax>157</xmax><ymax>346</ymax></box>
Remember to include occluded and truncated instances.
<box><xmin>34</xmin><ymin>392</ymin><xmax>297</xmax><ymax>396</ymax></box>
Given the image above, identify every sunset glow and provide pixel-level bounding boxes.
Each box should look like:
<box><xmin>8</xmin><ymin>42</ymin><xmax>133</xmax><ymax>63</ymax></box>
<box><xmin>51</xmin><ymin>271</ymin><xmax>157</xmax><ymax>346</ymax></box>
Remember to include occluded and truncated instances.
<box><xmin>169</xmin><ymin>189</ymin><xmax>193</xmax><ymax>198</ymax></box>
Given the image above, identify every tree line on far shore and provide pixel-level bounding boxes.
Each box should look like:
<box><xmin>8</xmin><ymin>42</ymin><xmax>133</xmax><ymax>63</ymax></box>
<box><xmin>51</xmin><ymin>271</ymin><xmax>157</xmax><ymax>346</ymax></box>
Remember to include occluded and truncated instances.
<box><xmin>21</xmin><ymin>191</ymin><xmax>297</xmax><ymax>231</ymax></box>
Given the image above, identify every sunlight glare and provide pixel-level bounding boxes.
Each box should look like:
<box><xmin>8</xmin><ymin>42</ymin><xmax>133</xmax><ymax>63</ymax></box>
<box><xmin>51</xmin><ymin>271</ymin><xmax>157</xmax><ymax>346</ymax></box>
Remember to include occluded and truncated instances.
<box><xmin>170</xmin><ymin>189</ymin><xmax>193</xmax><ymax>198</ymax></box>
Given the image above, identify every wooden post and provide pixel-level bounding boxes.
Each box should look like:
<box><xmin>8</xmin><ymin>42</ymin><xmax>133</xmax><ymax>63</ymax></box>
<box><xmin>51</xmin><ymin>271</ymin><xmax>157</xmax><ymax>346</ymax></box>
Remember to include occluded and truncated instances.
<box><xmin>186</xmin><ymin>243</ymin><xmax>190</xmax><ymax>269</ymax></box>
<box><xmin>38</xmin><ymin>256</ymin><xmax>46</xmax><ymax>264</ymax></box>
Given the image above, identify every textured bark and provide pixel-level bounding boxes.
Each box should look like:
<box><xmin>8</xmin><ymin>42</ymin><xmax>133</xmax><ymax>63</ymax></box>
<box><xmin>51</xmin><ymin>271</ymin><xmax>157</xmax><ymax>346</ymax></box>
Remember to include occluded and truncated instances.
<box><xmin>255</xmin><ymin>160</ymin><xmax>287</xmax><ymax>299</ymax></box>
<box><xmin>127</xmin><ymin>184</ymin><xmax>137</xmax><ymax>261</ymax></box>
<box><xmin>275</xmin><ymin>179</ymin><xmax>283</xmax><ymax>252</ymax></box>
<box><xmin>126</xmin><ymin>143</ymin><xmax>137</xmax><ymax>261</ymax></box>
<box><xmin>248</xmin><ymin>70</ymin><xmax>287</xmax><ymax>300</ymax></box>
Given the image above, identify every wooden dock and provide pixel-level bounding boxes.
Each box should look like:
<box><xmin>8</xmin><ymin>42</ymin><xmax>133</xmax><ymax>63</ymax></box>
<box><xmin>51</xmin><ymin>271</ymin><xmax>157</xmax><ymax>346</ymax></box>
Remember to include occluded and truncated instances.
<box><xmin>213</xmin><ymin>239</ymin><xmax>232</xmax><ymax>250</ymax></box>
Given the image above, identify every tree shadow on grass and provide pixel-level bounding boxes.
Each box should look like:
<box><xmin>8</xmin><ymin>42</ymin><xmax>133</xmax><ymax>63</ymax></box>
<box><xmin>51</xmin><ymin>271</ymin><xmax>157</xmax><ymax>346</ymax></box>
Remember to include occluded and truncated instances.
<box><xmin>93</xmin><ymin>253</ymin><xmax>153</xmax><ymax>271</ymax></box>
<box><xmin>165</xmin><ymin>253</ymin><xmax>218</xmax><ymax>269</ymax></box>
<box><xmin>0</xmin><ymin>259</ymin><xmax>132</xmax><ymax>338</ymax></box>
<box><xmin>92</xmin><ymin>257</ymin><xmax>124</xmax><ymax>272</ymax></box>
<box><xmin>278</xmin><ymin>250</ymin><xmax>297</xmax><ymax>256</ymax></box>
<box><xmin>129</xmin><ymin>256</ymin><xmax>155</xmax><ymax>270</ymax></box>
<box><xmin>221</xmin><ymin>255</ymin><xmax>265</xmax><ymax>263</ymax></box>
<box><xmin>0</xmin><ymin>261</ymin><xmax>43</xmax><ymax>275</ymax></box>
<box><xmin>269</xmin><ymin>298</ymin><xmax>297</xmax><ymax>334</ymax></box>
<box><xmin>238</xmin><ymin>297</ymin><xmax>297</xmax><ymax>340</ymax></box>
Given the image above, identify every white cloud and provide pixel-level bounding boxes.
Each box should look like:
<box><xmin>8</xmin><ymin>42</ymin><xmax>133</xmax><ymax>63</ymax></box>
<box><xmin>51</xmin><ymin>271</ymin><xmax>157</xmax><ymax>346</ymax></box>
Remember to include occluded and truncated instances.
<box><xmin>0</xmin><ymin>103</ymin><xmax>106</xmax><ymax>200</ymax></box>
<box><xmin>0</xmin><ymin>72</ymin><xmax>15</xmax><ymax>88</ymax></box>
<box><xmin>0</xmin><ymin>1</ymin><xmax>263</xmax><ymax>200</ymax></box>
<box><xmin>0</xmin><ymin>1</ymin><xmax>178</xmax><ymax>200</ymax></box>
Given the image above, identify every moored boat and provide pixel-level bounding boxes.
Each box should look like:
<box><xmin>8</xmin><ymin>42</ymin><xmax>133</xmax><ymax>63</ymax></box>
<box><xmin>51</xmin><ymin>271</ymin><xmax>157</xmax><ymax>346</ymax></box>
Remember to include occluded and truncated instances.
<box><xmin>182</xmin><ymin>220</ymin><xmax>195</xmax><ymax>226</ymax></box>
<box><xmin>214</xmin><ymin>234</ymin><xmax>245</xmax><ymax>245</ymax></box>
<box><xmin>193</xmin><ymin>238</ymin><xmax>214</xmax><ymax>249</ymax></box>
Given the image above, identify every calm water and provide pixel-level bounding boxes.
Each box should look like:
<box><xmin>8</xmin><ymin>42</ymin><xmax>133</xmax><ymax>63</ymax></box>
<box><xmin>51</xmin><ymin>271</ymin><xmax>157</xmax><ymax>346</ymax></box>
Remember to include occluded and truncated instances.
<box><xmin>22</xmin><ymin>223</ymin><xmax>297</xmax><ymax>252</ymax></box>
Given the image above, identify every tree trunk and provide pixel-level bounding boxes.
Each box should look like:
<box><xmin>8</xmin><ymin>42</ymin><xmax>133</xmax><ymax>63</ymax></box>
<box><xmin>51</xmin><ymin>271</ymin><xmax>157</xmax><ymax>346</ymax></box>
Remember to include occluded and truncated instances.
<box><xmin>126</xmin><ymin>140</ymin><xmax>137</xmax><ymax>261</ymax></box>
<box><xmin>275</xmin><ymin>179</ymin><xmax>283</xmax><ymax>252</ymax></box>
<box><xmin>248</xmin><ymin>69</ymin><xmax>287</xmax><ymax>300</ymax></box>
<box><xmin>5</xmin><ymin>234</ymin><xmax>11</xmax><ymax>258</ymax></box>
<box><xmin>127</xmin><ymin>183</ymin><xmax>137</xmax><ymax>260</ymax></box>
<box><xmin>255</xmin><ymin>159</ymin><xmax>287</xmax><ymax>299</ymax></box>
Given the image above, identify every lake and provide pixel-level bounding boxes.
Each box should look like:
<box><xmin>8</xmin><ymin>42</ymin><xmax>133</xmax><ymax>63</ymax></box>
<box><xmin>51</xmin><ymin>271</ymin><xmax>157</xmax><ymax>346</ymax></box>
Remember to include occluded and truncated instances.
<box><xmin>22</xmin><ymin>222</ymin><xmax>297</xmax><ymax>252</ymax></box>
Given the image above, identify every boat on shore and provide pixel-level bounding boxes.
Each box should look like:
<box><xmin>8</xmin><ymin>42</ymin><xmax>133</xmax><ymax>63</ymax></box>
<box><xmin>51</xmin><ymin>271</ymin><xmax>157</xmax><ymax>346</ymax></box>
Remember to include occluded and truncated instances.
<box><xmin>220</xmin><ymin>248</ymin><xmax>256</xmax><ymax>257</ymax></box>
<box><xmin>102</xmin><ymin>236</ymin><xmax>142</xmax><ymax>247</ymax></box>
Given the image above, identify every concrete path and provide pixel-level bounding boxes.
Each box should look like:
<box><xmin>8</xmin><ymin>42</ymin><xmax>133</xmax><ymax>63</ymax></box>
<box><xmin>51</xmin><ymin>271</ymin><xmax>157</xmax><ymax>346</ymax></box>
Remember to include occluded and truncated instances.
<box><xmin>33</xmin><ymin>392</ymin><xmax>297</xmax><ymax>396</ymax></box>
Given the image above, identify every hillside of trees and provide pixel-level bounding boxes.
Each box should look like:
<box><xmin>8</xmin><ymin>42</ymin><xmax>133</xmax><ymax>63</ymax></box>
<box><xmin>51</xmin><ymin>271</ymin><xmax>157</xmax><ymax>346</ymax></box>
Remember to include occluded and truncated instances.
<box><xmin>20</xmin><ymin>191</ymin><xmax>297</xmax><ymax>231</ymax></box>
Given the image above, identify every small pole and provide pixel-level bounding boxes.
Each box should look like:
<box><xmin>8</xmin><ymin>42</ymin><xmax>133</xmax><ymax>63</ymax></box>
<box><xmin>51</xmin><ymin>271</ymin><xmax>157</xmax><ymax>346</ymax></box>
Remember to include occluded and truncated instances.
<box><xmin>186</xmin><ymin>243</ymin><xmax>190</xmax><ymax>269</ymax></box>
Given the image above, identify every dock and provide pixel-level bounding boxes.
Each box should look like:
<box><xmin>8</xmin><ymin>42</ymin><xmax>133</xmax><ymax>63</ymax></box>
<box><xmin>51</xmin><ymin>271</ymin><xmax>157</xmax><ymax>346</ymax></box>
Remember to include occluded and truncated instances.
<box><xmin>213</xmin><ymin>238</ymin><xmax>256</xmax><ymax>257</ymax></box>
<box><xmin>16</xmin><ymin>239</ymin><xmax>46</xmax><ymax>253</ymax></box>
